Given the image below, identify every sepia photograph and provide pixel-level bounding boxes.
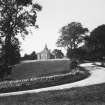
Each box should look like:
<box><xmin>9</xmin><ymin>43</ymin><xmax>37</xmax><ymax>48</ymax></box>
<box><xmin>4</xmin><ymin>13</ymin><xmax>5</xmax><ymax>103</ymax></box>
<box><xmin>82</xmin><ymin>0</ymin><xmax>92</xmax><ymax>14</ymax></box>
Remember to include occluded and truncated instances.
<box><xmin>0</xmin><ymin>0</ymin><xmax>105</xmax><ymax>104</ymax></box>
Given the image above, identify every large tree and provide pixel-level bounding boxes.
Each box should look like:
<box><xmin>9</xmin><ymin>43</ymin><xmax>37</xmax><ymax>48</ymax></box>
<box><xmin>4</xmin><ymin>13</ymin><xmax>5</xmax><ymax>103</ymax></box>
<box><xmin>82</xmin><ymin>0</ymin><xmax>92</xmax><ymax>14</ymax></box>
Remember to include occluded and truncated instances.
<box><xmin>86</xmin><ymin>24</ymin><xmax>105</xmax><ymax>61</ymax></box>
<box><xmin>56</xmin><ymin>22</ymin><xmax>88</xmax><ymax>51</ymax></box>
<box><xmin>0</xmin><ymin>0</ymin><xmax>42</xmax><ymax>65</ymax></box>
<box><xmin>2</xmin><ymin>37</ymin><xmax>20</xmax><ymax>65</ymax></box>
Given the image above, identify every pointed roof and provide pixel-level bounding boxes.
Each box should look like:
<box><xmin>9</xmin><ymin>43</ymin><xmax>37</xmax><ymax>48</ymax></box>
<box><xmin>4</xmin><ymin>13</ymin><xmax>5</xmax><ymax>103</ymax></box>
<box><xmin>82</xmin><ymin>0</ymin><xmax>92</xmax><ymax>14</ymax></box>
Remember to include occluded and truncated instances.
<box><xmin>37</xmin><ymin>43</ymin><xmax>50</xmax><ymax>54</ymax></box>
<box><xmin>44</xmin><ymin>43</ymin><xmax>48</xmax><ymax>50</ymax></box>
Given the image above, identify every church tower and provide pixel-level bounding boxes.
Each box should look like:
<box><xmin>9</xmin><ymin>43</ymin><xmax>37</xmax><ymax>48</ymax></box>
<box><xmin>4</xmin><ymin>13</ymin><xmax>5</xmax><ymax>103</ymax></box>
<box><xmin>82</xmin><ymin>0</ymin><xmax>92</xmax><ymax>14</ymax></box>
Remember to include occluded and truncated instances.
<box><xmin>44</xmin><ymin>44</ymin><xmax>48</xmax><ymax>50</ymax></box>
<box><xmin>37</xmin><ymin>44</ymin><xmax>51</xmax><ymax>60</ymax></box>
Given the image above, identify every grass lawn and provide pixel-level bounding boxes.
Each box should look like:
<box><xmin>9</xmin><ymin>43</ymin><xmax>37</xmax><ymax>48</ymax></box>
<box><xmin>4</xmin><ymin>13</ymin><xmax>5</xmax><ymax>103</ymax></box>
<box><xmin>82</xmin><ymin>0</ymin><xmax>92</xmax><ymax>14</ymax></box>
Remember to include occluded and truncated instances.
<box><xmin>11</xmin><ymin>59</ymin><xmax>70</xmax><ymax>79</ymax></box>
<box><xmin>0</xmin><ymin>83</ymin><xmax>105</xmax><ymax>105</ymax></box>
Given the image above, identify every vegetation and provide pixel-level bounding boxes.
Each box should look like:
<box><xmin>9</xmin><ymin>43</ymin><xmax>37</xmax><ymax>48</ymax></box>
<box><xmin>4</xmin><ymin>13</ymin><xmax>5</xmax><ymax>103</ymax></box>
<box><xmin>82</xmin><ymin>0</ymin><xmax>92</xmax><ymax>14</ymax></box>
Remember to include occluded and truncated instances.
<box><xmin>0</xmin><ymin>0</ymin><xmax>42</xmax><ymax>65</ymax></box>
<box><xmin>67</xmin><ymin>48</ymin><xmax>87</xmax><ymax>61</ymax></box>
<box><xmin>0</xmin><ymin>64</ymin><xmax>12</xmax><ymax>81</ymax></box>
<box><xmin>0</xmin><ymin>82</ymin><xmax>105</xmax><ymax>105</ymax></box>
<box><xmin>2</xmin><ymin>37</ymin><xmax>21</xmax><ymax>65</ymax></box>
<box><xmin>85</xmin><ymin>25</ymin><xmax>105</xmax><ymax>62</ymax></box>
<box><xmin>69</xmin><ymin>60</ymin><xmax>78</xmax><ymax>69</ymax></box>
<box><xmin>52</xmin><ymin>49</ymin><xmax>64</xmax><ymax>59</ymax></box>
<box><xmin>56</xmin><ymin>22</ymin><xmax>88</xmax><ymax>59</ymax></box>
<box><xmin>21</xmin><ymin>51</ymin><xmax>37</xmax><ymax>60</ymax></box>
<box><xmin>0</xmin><ymin>67</ymin><xmax>89</xmax><ymax>93</ymax></box>
<box><xmin>56</xmin><ymin>22</ymin><xmax>105</xmax><ymax>63</ymax></box>
<box><xmin>0</xmin><ymin>0</ymin><xmax>42</xmax><ymax>79</ymax></box>
<box><xmin>11</xmin><ymin>59</ymin><xmax>70</xmax><ymax>79</ymax></box>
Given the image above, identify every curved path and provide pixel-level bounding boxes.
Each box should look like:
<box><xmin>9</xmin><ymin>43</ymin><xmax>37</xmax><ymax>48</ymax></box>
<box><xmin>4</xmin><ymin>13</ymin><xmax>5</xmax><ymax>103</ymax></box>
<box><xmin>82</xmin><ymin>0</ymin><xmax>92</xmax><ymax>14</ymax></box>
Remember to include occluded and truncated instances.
<box><xmin>0</xmin><ymin>63</ymin><xmax>105</xmax><ymax>97</ymax></box>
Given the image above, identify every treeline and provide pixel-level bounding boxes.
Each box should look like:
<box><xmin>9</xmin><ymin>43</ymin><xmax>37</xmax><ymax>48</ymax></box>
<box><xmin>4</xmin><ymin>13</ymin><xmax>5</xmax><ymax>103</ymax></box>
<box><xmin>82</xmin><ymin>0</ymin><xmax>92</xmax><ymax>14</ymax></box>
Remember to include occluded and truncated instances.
<box><xmin>57</xmin><ymin>22</ymin><xmax>105</xmax><ymax>62</ymax></box>
<box><xmin>21</xmin><ymin>51</ymin><xmax>37</xmax><ymax>61</ymax></box>
<box><xmin>21</xmin><ymin>49</ymin><xmax>64</xmax><ymax>61</ymax></box>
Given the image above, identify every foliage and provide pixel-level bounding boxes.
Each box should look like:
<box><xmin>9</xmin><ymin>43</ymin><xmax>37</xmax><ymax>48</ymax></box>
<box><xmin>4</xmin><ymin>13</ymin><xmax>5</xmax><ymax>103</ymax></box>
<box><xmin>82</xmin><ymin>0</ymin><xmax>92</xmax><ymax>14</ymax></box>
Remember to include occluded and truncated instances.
<box><xmin>56</xmin><ymin>22</ymin><xmax>88</xmax><ymax>50</ymax></box>
<box><xmin>0</xmin><ymin>0</ymin><xmax>42</xmax><ymax>65</ymax></box>
<box><xmin>11</xmin><ymin>59</ymin><xmax>70</xmax><ymax>79</ymax></box>
<box><xmin>52</xmin><ymin>49</ymin><xmax>64</xmax><ymax>59</ymax></box>
<box><xmin>0</xmin><ymin>0</ymin><xmax>42</xmax><ymax>80</ymax></box>
<box><xmin>69</xmin><ymin>60</ymin><xmax>78</xmax><ymax>69</ymax></box>
<box><xmin>0</xmin><ymin>64</ymin><xmax>12</xmax><ymax>80</ymax></box>
<box><xmin>21</xmin><ymin>51</ymin><xmax>37</xmax><ymax>60</ymax></box>
<box><xmin>86</xmin><ymin>24</ymin><xmax>105</xmax><ymax>60</ymax></box>
<box><xmin>67</xmin><ymin>48</ymin><xmax>87</xmax><ymax>60</ymax></box>
<box><xmin>2</xmin><ymin>37</ymin><xmax>21</xmax><ymax>65</ymax></box>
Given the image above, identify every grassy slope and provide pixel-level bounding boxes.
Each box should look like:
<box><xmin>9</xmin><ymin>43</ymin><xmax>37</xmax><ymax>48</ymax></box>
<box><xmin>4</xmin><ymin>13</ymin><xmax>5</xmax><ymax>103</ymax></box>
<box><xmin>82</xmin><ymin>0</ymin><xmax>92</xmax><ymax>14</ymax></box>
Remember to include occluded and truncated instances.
<box><xmin>11</xmin><ymin>59</ymin><xmax>70</xmax><ymax>79</ymax></box>
<box><xmin>0</xmin><ymin>83</ymin><xmax>105</xmax><ymax>105</ymax></box>
<box><xmin>0</xmin><ymin>67</ymin><xmax>89</xmax><ymax>93</ymax></box>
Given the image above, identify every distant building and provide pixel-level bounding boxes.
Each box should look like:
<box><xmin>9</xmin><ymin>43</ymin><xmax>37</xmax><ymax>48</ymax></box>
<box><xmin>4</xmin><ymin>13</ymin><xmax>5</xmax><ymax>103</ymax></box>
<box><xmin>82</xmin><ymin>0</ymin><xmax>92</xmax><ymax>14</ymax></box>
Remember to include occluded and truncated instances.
<box><xmin>37</xmin><ymin>44</ymin><xmax>52</xmax><ymax>60</ymax></box>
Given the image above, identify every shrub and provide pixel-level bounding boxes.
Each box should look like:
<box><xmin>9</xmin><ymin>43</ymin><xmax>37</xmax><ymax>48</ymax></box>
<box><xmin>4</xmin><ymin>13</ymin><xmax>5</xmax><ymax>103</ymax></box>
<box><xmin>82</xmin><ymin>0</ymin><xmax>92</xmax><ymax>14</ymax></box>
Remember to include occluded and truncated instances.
<box><xmin>67</xmin><ymin>48</ymin><xmax>87</xmax><ymax>61</ymax></box>
<box><xmin>69</xmin><ymin>60</ymin><xmax>78</xmax><ymax>69</ymax></box>
<box><xmin>0</xmin><ymin>64</ymin><xmax>12</xmax><ymax>80</ymax></box>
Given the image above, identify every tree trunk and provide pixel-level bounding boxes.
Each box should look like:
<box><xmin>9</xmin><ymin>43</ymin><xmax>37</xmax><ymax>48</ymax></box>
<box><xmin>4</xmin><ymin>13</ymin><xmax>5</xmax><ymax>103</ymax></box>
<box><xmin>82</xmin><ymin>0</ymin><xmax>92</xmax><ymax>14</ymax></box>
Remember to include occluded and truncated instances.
<box><xmin>4</xmin><ymin>34</ymin><xmax>11</xmax><ymax>65</ymax></box>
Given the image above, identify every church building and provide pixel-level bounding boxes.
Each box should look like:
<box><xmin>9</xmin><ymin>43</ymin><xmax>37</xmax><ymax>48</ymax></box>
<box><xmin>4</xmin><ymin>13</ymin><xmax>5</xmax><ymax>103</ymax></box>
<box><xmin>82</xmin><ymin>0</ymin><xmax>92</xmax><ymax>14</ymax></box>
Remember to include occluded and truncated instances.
<box><xmin>37</xmin><ymin>44</ymin><xmax>51</xmax><ymax>60</ymax></box>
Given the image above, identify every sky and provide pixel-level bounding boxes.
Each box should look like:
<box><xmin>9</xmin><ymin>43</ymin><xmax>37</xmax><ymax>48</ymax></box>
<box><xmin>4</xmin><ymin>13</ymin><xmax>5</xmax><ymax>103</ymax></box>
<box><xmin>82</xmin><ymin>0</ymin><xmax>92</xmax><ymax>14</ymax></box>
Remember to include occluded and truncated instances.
<box><xmin>20</xmin><ymin>0</ymin><xmax>105</xmax><ymax>56</ymax></box>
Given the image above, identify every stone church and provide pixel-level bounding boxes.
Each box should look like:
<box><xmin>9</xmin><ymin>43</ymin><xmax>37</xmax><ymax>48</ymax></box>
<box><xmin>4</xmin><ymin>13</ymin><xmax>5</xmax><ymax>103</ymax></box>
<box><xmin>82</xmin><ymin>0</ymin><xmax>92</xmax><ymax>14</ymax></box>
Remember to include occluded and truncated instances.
<box><xmin>37</xmin><ymin>44</ymin><xmax>51</xmax><ymax>60</ymax></box>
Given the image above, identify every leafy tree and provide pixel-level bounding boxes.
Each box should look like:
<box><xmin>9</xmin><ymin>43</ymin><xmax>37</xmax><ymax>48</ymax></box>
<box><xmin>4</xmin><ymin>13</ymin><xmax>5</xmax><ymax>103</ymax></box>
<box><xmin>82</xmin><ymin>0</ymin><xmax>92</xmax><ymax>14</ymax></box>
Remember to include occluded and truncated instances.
<box><xmin>52</xmin><ymin>49</ymin><xmax>64</xmax><ymax>59</ymax></box>
<box><xmin>86</xmin><ymin>24</ymin><xmax>105</xmax><ymax>61</ymax></box>
<box><xmin>21</xmin><ymin>54</ymin><xmax>29</xmax><ymax>60</ymax></box>
<box><xmin>0</xmin><ymin>0</ymin><xmax>42</xmax><ymax>65</ymax></box>
<box><xmin>67</xmin><ymin>48</ymin><xmax>87</xmax><ymax>61</ymax></box>
<box><xmin>0</xmin><ymin>0</ymin><xmax>42</xmax><ymax>80</ymax></box>
<box><xmin>30</xmin><ymin>51</ymin><xmax>37</xmax><ymax>60</ymax></box>
<box><xmin>21</xmin><ymin>51</ymin><xmax>37</xmax><ymax>60</ymax></box>
<box><xmin>2</xmin><ymin>37</ymin><xmax>20</xmax><ymax>65</ymax></box>
<box><xmin>56</xmin><ymin>22</ymin><xmax>88</xmax><ymax>51</ymax></box>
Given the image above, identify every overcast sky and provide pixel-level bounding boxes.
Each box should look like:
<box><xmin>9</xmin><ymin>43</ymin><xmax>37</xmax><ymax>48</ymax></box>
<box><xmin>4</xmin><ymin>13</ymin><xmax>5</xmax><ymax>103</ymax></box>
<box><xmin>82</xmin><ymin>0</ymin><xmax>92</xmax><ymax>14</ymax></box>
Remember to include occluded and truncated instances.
<box><xmin>20</xmin><ymin>0</ymin><xmax>105</xmax><ymax>56</ymax></box>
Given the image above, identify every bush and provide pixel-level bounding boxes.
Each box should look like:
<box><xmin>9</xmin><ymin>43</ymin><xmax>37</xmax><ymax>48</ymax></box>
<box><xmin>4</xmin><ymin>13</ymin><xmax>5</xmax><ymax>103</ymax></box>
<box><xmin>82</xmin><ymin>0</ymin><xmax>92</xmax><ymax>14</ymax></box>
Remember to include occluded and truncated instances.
<box><xmin>67</xmin><ymin>48</ymin><xmax>87</xmax><ymax>61</ymax></box>
<box><xmin>0</xmin><ymin>64</ymin><xmax>12</xmax><ymax>80</ymax></box>
<box><xmin>69</xmin><ymin>60</ymin><xmax>78</xmax><ymax>69</ymax></box>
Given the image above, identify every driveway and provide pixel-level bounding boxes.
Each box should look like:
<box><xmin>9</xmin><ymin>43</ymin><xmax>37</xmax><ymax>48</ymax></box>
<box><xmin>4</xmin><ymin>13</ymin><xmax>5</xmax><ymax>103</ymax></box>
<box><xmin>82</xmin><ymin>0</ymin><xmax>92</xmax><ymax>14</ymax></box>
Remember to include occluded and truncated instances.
<box><xmin>0</xmin><ymin>63</ymin><xmax>105</xmax><ymax>97</ymax></box>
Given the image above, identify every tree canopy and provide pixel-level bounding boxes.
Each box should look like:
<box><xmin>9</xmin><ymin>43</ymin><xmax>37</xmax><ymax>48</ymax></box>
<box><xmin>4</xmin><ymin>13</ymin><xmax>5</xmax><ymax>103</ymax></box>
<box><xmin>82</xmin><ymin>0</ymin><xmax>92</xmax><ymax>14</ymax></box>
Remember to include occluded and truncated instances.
<box><xmin>86</xmin><ymin>24</ymin><xmax>105</xmax><ymax>60</ymax></box>
<box><xmin>52</xmin><ymin>49</ymin><xmax>64</xmax><ymax>59</ymax></box>
<box><xmin>56</xmin><ymin>22</ymin><xmax>88</xmax><ymax>50</ymax></box>
<box><xmin>0</xmin><ymin>0</ymin><xmax>42</xmax><ymax>38</ymax></box>
<box><xmin>0</xmin><ymin>0</ymin><xmax>42</xmax><ymax>65</ymax></box>
<box><xmin>21</xmin><ymin>51</ymin><xmax>37</xmax><ymax>60</ymax></box>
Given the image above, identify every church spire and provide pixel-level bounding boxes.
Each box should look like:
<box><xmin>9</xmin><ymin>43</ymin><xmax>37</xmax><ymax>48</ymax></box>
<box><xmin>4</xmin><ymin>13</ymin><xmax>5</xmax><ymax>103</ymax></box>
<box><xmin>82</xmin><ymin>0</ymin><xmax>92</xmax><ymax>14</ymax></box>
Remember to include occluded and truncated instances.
<box><xmin>44</xmin><ymin>43</ymin><xmax>48</xmax><ymax>50</ymax></box>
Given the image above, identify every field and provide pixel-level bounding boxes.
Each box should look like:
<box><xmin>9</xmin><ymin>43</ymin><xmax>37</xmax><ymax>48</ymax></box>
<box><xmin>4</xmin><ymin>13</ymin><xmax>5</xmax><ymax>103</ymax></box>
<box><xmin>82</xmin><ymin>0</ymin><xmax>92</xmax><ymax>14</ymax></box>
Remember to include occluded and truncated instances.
<box><xmin>0</xmin><ymin>83</ymin><xmax>105</xmax><ymax>105</ymax></box>
<box><xmin>0</xmin><ymin>58</ymin><xmax>90</xmax><ymax>93</ymax></box>
<box><xmin>0</xmin><ymin>59</ymin><xmax>104</xmax><ymax>104</ymax></box>
<box><xmin>11</xmin><ymin>59</ymin><xmax>70</xmax><ymax>80</ymax></box>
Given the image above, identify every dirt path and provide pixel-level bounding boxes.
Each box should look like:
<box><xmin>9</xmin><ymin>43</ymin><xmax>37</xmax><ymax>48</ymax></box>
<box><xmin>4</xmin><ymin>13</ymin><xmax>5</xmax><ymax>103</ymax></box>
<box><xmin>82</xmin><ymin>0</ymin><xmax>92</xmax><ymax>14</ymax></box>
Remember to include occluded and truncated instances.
<box><xmin>0</xmin><ymin>63</ymin><xmax>105</xmax><ymax>97</ymax></box>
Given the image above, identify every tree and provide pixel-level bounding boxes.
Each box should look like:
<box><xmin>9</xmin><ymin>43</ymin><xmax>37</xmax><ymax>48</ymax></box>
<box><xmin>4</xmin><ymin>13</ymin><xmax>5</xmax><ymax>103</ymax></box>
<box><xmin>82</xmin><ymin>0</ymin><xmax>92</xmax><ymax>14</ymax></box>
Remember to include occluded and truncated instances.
<box><xmin>30</xmin><ymin>51</ymin><xmax>37</xmax><ymax>60</ymax></box>
<box><xmin>52</xmin><ymin>49</ymin><xmax>64</xmax><ymax>59</ymax></box>
<box><xmin>21</xmin><ymin>51</ymin><xmax>37</xmax><ymax>60</ymax></box>
<box><xmin>86</xmin><ymin>24</ymin><xmax>105</xmax><ymax>61</ymax></box>
<box><xmin>2</xmin><ymin>37</ymin><xmax>20</xmax><ymax>65</ymax></box>
<box><xmin>0</xmin><ymin>0</ymin><xmax>42</xmax><ymax>65</ymax></box>
<box><xmin>56</xmin><ymin>22</ymin><xmax>88</xmax><ymax>51</ymax></box>
<box><xmin>67</xmin><ymin>48</ymin><xmax>87</xmax><ymax>61</ymax></box>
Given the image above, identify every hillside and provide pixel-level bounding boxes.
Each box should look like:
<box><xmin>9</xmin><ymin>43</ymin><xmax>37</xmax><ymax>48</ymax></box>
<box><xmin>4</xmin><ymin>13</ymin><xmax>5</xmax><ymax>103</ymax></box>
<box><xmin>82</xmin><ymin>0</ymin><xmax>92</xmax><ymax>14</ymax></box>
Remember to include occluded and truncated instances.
<box><xmin>11</xmin><ymin>59</ymin><xmax>70</xmax><ymax>80</ymax></box>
